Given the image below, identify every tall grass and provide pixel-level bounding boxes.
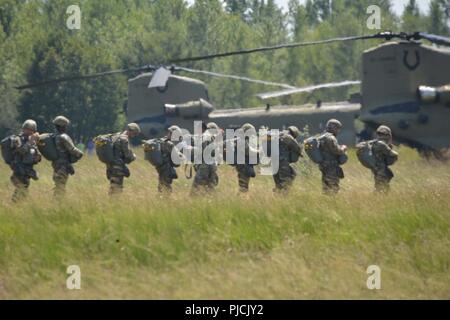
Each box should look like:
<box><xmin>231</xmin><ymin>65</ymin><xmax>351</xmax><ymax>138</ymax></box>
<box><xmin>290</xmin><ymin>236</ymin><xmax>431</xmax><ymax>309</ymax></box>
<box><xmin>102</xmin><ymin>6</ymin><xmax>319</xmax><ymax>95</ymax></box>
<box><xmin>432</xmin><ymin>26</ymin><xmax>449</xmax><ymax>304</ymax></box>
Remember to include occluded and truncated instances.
<box><xmin>0</xmin><ymin>147</ymin><xmax>448</xmax><ymax>299</ymax></box>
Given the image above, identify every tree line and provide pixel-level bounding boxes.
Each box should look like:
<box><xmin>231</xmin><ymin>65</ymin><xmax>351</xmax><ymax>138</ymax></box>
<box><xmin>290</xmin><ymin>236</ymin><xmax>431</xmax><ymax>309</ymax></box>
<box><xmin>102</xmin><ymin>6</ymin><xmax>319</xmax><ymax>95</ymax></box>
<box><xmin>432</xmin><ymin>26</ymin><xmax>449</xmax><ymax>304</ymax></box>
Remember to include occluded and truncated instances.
<box><xmin>0</xmin><ymin>0</ymin><xmax>448</xmax><ymax>141</ymax></box>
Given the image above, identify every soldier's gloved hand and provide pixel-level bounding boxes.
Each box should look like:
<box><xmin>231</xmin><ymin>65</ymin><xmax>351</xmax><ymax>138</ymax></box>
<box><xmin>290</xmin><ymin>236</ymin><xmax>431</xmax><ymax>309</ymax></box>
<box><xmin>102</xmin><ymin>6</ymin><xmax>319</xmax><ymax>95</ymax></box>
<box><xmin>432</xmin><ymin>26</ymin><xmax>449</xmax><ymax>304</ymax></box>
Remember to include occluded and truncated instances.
<box><xmin>29</xmin><ymin>133</ymin><xmax>40</xmax><ymax>145</ymax></box>
<box><xmin>342</xmin><ymin>145</ymin><xmax>348</xmax><ymax>152</ymax></box>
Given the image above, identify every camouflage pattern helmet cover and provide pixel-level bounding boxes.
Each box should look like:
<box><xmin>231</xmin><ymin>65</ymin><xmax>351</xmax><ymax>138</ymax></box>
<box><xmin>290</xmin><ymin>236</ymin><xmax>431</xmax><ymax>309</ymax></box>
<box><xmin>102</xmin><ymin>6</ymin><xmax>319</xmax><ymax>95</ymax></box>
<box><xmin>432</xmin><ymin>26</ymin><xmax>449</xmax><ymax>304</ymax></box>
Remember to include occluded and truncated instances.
<box><xmin>206</xmin><ymin>122</ymin><xmax>219</xmax><ymax>130</ymax></box>
<box><xmin>126</xmin><ymin>123</ymin><xmax>141</xmax><ymax>134</ymax></box>
<box><xmin>288</xmin><ymin>126</ymin><xmax>301</xmax><ymax>139</ymax></box>
<box><xmin>22</xmin><ymin>119</ymin><xmax>37</xmax><ymax>132</ymax></box>
<box><xmin>376</xmin><ymin>125</ymin><xmax>392</xmax><ymax>137</ymax></box>
<box><xmin>241</xmin><ymin>123</ymin><xmax>256</xmax><ymax>131</ymax></box>
<box><xmin>168</xmin><ymin>125</ymin><xmax>181</xmax><ymax>132</ymax></box>
<box><xmin>52</xmin><ymin>116</ymin><xmax>70</xmax><ymax>127</ymax></box>
<box><xmin>168</xmin><ymin>125</ymin><xmax>182</xmax><ymax>137</ymax></box>
<box><xmin>326</xmin><ymin>119</ymin><xmax>343</xmax><ymax>133</ymax></box>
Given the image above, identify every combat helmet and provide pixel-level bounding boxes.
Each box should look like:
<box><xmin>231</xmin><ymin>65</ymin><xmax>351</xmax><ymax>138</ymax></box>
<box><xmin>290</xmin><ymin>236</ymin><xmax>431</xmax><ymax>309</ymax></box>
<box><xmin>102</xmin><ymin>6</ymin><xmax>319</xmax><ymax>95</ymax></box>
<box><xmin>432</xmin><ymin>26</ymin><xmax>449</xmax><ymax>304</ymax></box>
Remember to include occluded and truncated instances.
<box><xmin>206</xmin><ymin>122</ymin><xmax>219</xmax><ymax>130</ymax></box>
<box><xmin>326</xmin><ymin>119</ymin><xmax>342</xmax><ymax>134</ymax></box>
<box><xmin>22</xmin><ymin>119</ymin><xmax>37</xmax><ymax>132</ymax></box>
<box><xmin>287</xmin><ymin>126</ymin><xmax>301</xmax><ymax>139</ymax></box>
<box><xmin>126</xmin><ymin>123</ymin><xmax>141</xmax><ymax>134</ymax></box>
<box><xmin>376</xmin><ymin>125</ymin><xmax>392</xmax><ymax>138</ymax></box>
<box><xmin>241</xmin><ymin>123</ymin><xmax>256</xmax><ymax>132</ymax></box>
<box><xmin>52</xmin><ymin>116</ymin><xmax>70</xmax><ymax>127</ymax></box>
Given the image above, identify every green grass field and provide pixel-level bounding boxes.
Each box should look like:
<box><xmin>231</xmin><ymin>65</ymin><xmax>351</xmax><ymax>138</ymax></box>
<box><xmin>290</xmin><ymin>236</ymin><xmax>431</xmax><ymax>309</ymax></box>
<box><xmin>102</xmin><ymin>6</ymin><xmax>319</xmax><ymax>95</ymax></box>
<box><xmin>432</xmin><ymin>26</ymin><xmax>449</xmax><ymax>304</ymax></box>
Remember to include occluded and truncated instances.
<box><xmin>0</xmin><ymin>147</ymin><xmax>448</xmax><ymax>299</ymax></box>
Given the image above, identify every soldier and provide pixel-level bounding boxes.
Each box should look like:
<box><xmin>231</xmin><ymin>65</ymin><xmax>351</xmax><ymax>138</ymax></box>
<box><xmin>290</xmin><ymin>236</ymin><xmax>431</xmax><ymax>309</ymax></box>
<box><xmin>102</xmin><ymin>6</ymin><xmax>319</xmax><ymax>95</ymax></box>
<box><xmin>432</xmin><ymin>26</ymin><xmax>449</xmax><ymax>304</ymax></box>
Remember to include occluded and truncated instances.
<box><xmin>9</xmin><ymin>120</ymin><xmax>42</xmax><ymax>202</ymax></box>
<box><xmin>372</xmin><ymin>125</ymin><xmax>399</xmax><ymax>193</ymax></box>
<box><xmin>233</xmin><ymin>123</ymin><xmax>259</xmax><ymax>193</ymax></box>
<box><xmin>51</xmin><ymin>116</ymin><xmax>84</xmax><ymax>198</ymax></box>
<box><xmin>273</xmin><ymin>126</ymin><xmax>302</xmax><ymax>193</ymax></box>
<box><xmin>107</xmin><ymin>123</ymin><xmax>140</xmax><ymax>195</ymax></box>
<box><xmin>156</xmin><ymin>125</ymin><xmax>184</xmax><ymax>193</ymax></box>
<box><xmin>319</xmin><ymin>119</ymin><xmax>348</xmax><ymax>195</ymax></box>
<box><xmin>192</xmin><ymin>122</ymin><xmax>221</xmax><ymax>194</ymax></box>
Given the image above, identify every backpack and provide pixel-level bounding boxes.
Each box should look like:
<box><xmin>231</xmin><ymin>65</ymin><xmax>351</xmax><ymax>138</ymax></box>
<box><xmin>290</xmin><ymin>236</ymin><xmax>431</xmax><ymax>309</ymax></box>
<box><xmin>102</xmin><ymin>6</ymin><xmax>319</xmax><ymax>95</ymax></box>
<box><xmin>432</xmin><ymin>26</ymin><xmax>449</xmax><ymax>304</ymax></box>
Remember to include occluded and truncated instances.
<box><xmin>1</xmin><ymin>135</ymin><xmax>16</xmax><ymax>165</ymax></box>
<box><xmin>143</xmin><ymin>139</ymin><xmax>164</xmax><ymax>167</ymax></box>
<box><xmin>94</xmin><ymin>134</ymin><xmax>117</xmax><ymax>164</ymax></box>
<box><xmin>304</xmin><ymin>133</ymin><xmax>327</xmax><ymax>164</ymax></box>
<box><xmin>356</xmin><ymin>140</ymin><xmax>377</xmax><ymax>169</ymax></box>
<box><xmin>37</xmin><ymin>133</ymin><xmax>59</xmax><ymax>161</ymax></box>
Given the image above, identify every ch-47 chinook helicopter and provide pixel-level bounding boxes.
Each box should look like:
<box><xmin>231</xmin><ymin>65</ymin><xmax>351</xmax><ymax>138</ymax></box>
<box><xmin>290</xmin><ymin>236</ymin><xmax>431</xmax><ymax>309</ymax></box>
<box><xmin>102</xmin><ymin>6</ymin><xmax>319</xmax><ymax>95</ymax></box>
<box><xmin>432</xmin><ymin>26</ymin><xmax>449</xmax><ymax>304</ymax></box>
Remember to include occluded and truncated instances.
<box><xmin>16</xmin><ymin>31</ymin><xmax>450</xmax><ymax>156</ymax></box>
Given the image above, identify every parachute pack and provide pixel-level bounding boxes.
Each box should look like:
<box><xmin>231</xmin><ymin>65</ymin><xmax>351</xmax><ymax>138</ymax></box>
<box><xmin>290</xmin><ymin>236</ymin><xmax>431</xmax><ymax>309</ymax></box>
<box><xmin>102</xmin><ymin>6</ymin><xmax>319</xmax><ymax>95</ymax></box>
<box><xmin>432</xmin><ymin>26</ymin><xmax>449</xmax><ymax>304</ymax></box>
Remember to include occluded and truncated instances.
<box><xmin>94</xmin><ymin>134</ymin><xmax>117</xmax><ymax>164</ymax></box>
<box><xmin>1</xmin><ymin>135</ymin><xmax>15</xmax><ymax>165</ymax></box>
<box><xmin>143</xmin><ymin>139</ymin><xmax>164</xmax><ymax>167</ymax></box>
<box><xmin>37</xmin><ymin>134</ymin><xmax>59</xmax><ymax>161</ymax></box>
<box><xmin>356</xmin><ymin>140</ymin><xmax>377</xmax><ymax>169</ymax></box>
<box><xmin>304</xmin><ymin>133</ymin><xmax>327</xmax><ymax>164</ymax></box>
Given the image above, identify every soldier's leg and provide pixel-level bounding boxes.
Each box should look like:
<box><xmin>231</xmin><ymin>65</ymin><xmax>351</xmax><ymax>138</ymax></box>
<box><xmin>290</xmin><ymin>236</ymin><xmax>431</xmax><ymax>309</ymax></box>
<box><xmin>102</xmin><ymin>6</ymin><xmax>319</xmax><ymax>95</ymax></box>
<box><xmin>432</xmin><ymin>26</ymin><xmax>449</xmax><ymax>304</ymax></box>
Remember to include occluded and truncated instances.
<box><xmin>237</xmin><ymin>168</ymin><xmax>250</xmax><ymax>193</ymax></box>
<box><xmin>321</xmin><ymin>166</ymin><xmax>340</xmax><ymax>195</ymax></box>
<box><xmin>192</xmin><ymin>165</ymin><xmax>208</xmax><ymax>194</ymax></box>
<box><xmin>109</xmin><ymin>176</ymin><xmax>124</xmax><ymax>195</ymax></box>
<box><xmin>11</xmin><ymin>174</ymin><xmax>30</xmax><ymax>202</ymax></box>
<box><xmin>53</xmin><ymin>167</ymin><xmax>69</xmax><ymax>198</ymax></box>
<box><xmin>274</xmin><ymin>163</ymin><xmax>294</xmax><ymax>192</ymax></box>
<box><xmin>208</xmin><ymin>165</ymin><xmax>219</xmax><ymax>191</ymax></box>
<box><xmin>374</xmin><ymin>172</ymin><xmax>390</xmax><ymax>193</ymax></box>
<box><xmin>158</xmin><ymin>168</ymin><xmax>173</xmax><ymax>193</ymax></box>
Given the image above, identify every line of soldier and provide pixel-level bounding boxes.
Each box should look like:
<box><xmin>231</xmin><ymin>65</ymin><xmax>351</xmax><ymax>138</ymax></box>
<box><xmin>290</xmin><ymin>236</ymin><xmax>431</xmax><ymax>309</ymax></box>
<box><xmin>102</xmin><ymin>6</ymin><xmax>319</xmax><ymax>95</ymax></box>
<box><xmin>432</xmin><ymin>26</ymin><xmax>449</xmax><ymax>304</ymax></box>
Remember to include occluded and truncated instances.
<box><xmin>1</xmin><ymin>117</ymin><xmax>398</xmax><ymax>202</ymax></box>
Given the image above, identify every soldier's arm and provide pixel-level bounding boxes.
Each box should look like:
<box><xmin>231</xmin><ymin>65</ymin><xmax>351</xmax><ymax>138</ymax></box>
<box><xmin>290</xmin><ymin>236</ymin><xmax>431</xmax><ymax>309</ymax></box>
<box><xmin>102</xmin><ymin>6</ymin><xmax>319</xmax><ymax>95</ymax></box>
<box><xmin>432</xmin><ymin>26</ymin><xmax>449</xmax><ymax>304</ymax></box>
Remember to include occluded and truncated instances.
<box><xmin>120</xmin><ymin>137</ymin><xmax>136</xmax><ymax>163</ymax></box>
<box><xmin>326</xmin><ymin>135</ymin><xmax>346</xmax><ymax>156</ymax></box>
<box><xmin>379</xmin><ymin>141</ymin><xmax>399</xmax><ymax>160</ymax></box>
<box><xmin>283</xmin><ymin>135</ymin><xmax>302</xmax><ymax>154</ymax></box>
<box><xmin>60</xmin><ymin>134</ymin><xmax>84</xmax><ymax>159</ymax></box>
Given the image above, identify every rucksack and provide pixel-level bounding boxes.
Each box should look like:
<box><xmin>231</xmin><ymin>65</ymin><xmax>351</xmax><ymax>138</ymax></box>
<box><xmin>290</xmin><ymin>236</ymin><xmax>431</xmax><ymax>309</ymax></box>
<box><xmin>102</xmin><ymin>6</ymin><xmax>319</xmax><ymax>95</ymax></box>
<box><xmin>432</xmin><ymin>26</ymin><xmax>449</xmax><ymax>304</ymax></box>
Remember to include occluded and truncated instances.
<box><xmin>37</xmin><ymin>133</ymin><xmax>59</xmax><ymax>161</ymax></box>
<box><xmin>143</xmin><ymin>139</ymin><xmax>164</xmax><ymax>167</ymax></box>
<box><xmin>1</xmin><ymin>135</ymin><xmax>16</xmax><ymax>165</ymax></box>
<box><xmin>356</xmin><ymin>140</ymin><xmax>377</xmax><ymax>169</ymax></box>
<box><xmin>94</xmin><ymin>134</ymin><xmax>117</xmax><ymax>164</ymax></box>
<box><xmin>304</xmin><ymin>133</ymin><xmax>327</xmax><ymax>164</ymax></box>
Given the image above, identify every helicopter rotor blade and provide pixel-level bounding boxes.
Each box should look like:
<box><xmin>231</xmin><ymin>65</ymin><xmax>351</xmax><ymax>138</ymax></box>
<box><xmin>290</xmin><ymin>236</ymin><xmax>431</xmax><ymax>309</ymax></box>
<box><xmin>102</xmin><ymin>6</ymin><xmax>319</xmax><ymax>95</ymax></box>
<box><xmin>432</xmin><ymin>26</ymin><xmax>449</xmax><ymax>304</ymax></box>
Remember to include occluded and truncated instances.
<box><xmin>15</xmin><ymin>65</ymin><xmax>156</xmax><ymax>90</ymax></box>
<box><xmin>416</xmin><ymin>32</ymin><xmax>450</xmax><ymax>47</ymax></box>
<box><xmin>256</xmin><ymin>80</ymin><xmax>361</xmax><ymax>100</ymax></box>
<box><xmin>169</xmin><ymin>32</ymin><xmax>398</xmax><ymax>64</ymax></box>
<box><xmin>176</xmin><ymin>66</ymin><xmax>297</xmax><ymax>89</ymax></box>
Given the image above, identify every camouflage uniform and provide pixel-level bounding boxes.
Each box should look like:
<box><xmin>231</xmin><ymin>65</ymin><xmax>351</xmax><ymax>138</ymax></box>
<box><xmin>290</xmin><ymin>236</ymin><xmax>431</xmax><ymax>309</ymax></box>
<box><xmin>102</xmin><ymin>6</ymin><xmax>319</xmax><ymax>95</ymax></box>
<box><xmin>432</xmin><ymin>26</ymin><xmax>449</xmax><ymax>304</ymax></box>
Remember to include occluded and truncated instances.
<box><xmin>156</xmin><ymin>126</ymin><xmax>184</xmax><ymax>193</ymax></box>
<box><xmin>10</xmin><ymin>120</ymin><xmax>41</xmax><ymax>202</ymax></box>
<box><xmin>273</xmin><ymin>126</ymin><xmax>302</xmax><ymax>192</ymax></box>
<box><xmin>192</xmin><ymin>123</ymin><xmax>220</xmax><ymax>193</ymax></box>
<box><xmin>319</xmin><ymin>120</ymin><xmax>347</xmax><ymax>195</ymax></box>
<box><xmin>51</xmin><ymin>116</ymin><xmax>84</xmax><ymax>198</ymax></box>
<box><xmin>107</xmin><ymin>123</ymin><xmax>139</xmax><ymax>195</ymax></box>
<box><xmin>234</xmin><ymin>123</ymin><xmax>259</xmax><ymax>193</ymax></box>
<box><xmin>372</xmin><ymin>126</ymin><xmax>399</xmax><ymax>193</ymax></box>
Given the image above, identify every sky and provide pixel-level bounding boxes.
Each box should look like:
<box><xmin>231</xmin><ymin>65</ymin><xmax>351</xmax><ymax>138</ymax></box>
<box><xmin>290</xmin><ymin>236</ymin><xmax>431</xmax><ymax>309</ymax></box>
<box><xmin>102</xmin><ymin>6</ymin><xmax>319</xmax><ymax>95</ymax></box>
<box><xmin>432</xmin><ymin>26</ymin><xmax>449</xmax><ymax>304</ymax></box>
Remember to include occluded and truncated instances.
<box><xmin>187</xmin><ymin>0</ymin><xmax>432</xmax><ymax>15</ymax></box>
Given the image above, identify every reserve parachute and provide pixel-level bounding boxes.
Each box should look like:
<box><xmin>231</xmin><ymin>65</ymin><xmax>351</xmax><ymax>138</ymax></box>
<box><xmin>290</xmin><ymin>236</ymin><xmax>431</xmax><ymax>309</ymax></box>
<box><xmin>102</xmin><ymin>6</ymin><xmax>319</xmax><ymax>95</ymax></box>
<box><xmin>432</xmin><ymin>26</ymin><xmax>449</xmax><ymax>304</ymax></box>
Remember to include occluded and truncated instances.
<box><xmin>94</xmin><ymin>134</ymin><xmax>117</xmax><ymax>164</ymax></box>
<box><xmin>37</xmin><ymin>134</ymin><xmax>59</xmax><ymax>161</ymax></box>
<box><xmin>356</xmin><ymin>140</ymin><xmax>377</xmax><ymax>169</ymax></box>
<box><xmin>143</xmin><ymin>139</ymin><xmax>164</xmax><ymax>167</ymax></box>
<box><xmin>1</xmin><ymin>136</ymin><xmax>15</xmax><ymax>165</ymax></box>
<box><xmin>304</xmin><ymin>134</ymin><xmax>326</xmax><ymax>164</ymax></box>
